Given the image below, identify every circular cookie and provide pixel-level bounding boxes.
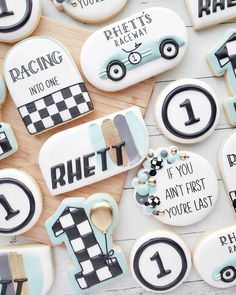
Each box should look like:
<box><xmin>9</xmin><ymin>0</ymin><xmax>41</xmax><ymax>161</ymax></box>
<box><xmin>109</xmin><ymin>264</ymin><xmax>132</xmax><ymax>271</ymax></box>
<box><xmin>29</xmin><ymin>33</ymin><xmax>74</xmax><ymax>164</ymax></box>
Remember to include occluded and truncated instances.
<box><xmin>0</xmin><ymin>168</ymin><xmax>42</xmax><ymax>235</ymax></box>
<box><xmin>53</xmin><ymin>0</ymin><xmax>127</xmax><ymax>24</ymax></box>
<box><xmin>130</xmin><ymin>230</ymin><xmax>191</xmax><ymax>293</ymax></box>
<box><xmin>132</xmin><ymin>146</ymin><xmax>218</xmax><ymax>226</ymax></box>
<box><xmin>154</xmin><ymin>79</ymin><xmax>220</xmax><ymax>144</ymax></box>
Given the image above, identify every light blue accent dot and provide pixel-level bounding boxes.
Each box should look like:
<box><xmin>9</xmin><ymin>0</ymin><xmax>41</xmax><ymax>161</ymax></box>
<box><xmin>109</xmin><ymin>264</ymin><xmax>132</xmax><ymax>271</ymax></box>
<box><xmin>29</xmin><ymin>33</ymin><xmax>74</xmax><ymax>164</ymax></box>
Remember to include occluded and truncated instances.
<box><xmin>137</xmin><ymin>184</ymin><xmax>149</xmax><ymax>196</ymax></box>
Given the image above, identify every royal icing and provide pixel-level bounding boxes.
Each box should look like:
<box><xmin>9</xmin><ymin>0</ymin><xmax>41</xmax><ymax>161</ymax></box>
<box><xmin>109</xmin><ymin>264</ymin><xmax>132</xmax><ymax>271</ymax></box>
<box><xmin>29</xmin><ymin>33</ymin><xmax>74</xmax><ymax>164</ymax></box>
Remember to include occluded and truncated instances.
<box><xmin>4</xmin><ymin>36</ymin><xmax>94</xmax><ymax>135</ymax></box>
<box><xmin>39</xmin><ymin>106</ymin><xmax>148</xmax><ymax>196</ymax></box>
<box><xmin>80</xmin><ymin>7</ymin><xmax>187</xmax><ymax>92</ymax></box>
<box><xmin>0</xmin><ymin>0</ymin><xmax>41</xmax><ymax>43</ymax></box>
<box><xmin>208</xmin><ymin>29</ymin><xmax>236</xmax><ymax>126</ymax></box>
<box><xmin>46</xmin><ymin>193</ymin><xmax>127</xmax><ymax>292</ymax></box>
<box><xmin>0</xmin><ymin>244</ymin><xmax>54</xmax><ymax>295</ymax></box>
<box><xmin>154</xmin><ymin>79</ymin><xmax>220</xmax><ymax>144</ymax></box>
<box><xmin>132</xmin><ymin>147</ymin><xmax>218</xmax><ymax>226</ymax></box>
<box><xmin>218</xmin><ymin>131</ymin><xmax>236</xmax><ymax>214</ymax></box>
<box><xmin>130</xmin><ymin>230</ymin><xmax>191</xmax><ymax>293</ymax></box>
<box><xmin>53</xmin><ymin>0</ymin><xmax>127</xmax><ymax>24</ymax></box>
<box><xmin>185</xmin><ymin>0</ymin><xmax>236</xmax><ymax>30</ymax></box>
<box><xmin>0</xmin><ymin>168</ymin><xmax>42</xmax><ymax>236</ymax></box>
<box><xmin>194</xmin><ymin>224</ymin><xmax>236</xmax><ymax>288</ymax></box>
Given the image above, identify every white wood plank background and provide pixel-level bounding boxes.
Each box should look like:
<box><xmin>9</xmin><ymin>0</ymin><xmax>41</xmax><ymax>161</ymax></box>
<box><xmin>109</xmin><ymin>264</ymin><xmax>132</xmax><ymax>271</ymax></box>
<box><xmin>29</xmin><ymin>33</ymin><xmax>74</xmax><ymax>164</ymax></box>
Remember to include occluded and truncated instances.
<box><xmin>1</xmin><ymin>0</ymin><xmax>236</xmax><ymax>294</ymax></box>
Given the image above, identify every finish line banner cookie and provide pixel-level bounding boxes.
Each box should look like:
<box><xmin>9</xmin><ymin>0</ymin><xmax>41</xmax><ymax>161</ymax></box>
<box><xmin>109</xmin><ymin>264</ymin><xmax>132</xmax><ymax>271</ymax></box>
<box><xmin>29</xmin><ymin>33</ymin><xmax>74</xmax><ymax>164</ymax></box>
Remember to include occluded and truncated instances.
<box><xmin>39</xmin><ymin>107</ymin><xmax>148</xmax><ymax>196</ymax></box>
<box><xmin>80</xmin><ymin>7</ymin><xmax>187</xmax><ymax>92</ymax></box>
<box><xmin>4</xmin><ymin>36</ymin><xmax>94</xmax><ymax>135</ymax></box>
<box><xmin>132</xmin><ymin>146</ymin><xmax>218</xmax><ymax>226</ymax></box>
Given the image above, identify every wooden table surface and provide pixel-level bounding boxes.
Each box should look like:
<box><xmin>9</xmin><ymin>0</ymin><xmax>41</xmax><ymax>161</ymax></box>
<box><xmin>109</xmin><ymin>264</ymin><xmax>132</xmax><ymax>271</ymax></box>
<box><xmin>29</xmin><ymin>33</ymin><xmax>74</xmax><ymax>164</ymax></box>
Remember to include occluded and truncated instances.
<box><xmin>1</xmin><ymin>0</ymin><xmax>236</xmax><ymax>294</ymax></box>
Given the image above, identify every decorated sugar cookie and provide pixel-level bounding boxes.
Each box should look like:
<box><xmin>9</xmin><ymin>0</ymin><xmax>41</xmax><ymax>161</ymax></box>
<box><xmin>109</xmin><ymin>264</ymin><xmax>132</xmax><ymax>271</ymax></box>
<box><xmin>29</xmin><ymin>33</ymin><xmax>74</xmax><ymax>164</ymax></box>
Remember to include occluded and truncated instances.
<box><xmin>130</xmin><ymin>230</ymin><xmax>191</xmax><ymax>293</ymax></box>
<box><xmin>132</xmin><ymin>147</ymin><xmax>218</xmax><ymax>226</ymax></box>
<box><xmin>154</xmin><ymin>79</ymin><xmax>220</xmax><ymax>144</ymax></box>
<box><xmin>39</xmin><ymin>106</ymin><xmax>148</xmax><ymax>196</ymax></box>
<box><xmin>80</xmin><ymin>7</ymin><xmax>187</xmax><ymax>92</ymax></box>
<box><xmin>4</xmin><ymin>36</ymin><xmax>94</xmax><ymax>135</ymax></box>
<box><xmin>0</xmin><ymin>75</ymin><xmax>18</xmax><ymax>160</ymax></box>
<box><xmin>0</xmin><ymin>168</ymin><xmax>42</xmax><ymax>235</ymax></box>
<box><xmin>46</xmin><ymin>193</ymin><xmax>127</xmax><ymax>292</ymax></box>
<box><xmin>208</xmin><ymin>29</ymin><xmax>236</xmax><ymax>126</ymax></box>
<box><xmin>0</xmin><ymin>244</ymin><xmax>53</xmax><ymax>295</ymax></box>
<box><xmin>0</xmin><ymin>0</ymin><xmax>41</xmax><ymax>43</ymax></box>
<box><xmin>218</xmin><ymin>131</ymin><xmax>236</xmax><ymax>213</ymax></box>
<box><xmin>53</xmin><ymin>0</ymin><xmax>127</xmax><ymax>24</ymax></box>
<box><xmin>185</xmin><ymin>0</ymin><xmax>236</xmax><ymax>30</ymax></box>
<box><xmin>194</xmin><ymin>224</ymin><xmax>236</xmax><ymax>288</ymax></box>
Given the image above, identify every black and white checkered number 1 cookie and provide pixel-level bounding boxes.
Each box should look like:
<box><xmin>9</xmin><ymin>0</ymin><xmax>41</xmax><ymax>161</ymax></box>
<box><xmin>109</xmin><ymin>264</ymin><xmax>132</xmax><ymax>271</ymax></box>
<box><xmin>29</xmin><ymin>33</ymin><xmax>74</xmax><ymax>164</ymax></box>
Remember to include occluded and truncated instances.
<box><xmin>4</xmin><ymin>36</ymin><xmax>94</xmax><ymax>135</ymax></box>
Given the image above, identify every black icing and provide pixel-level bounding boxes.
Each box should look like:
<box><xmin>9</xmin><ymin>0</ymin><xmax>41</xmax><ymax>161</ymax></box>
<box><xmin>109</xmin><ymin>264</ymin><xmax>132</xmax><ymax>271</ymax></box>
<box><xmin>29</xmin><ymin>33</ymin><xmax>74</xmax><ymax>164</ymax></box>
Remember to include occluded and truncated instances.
<box><xmin>0</xmin><ymin>0</ymin><xmax>33</xmax><ymax>33</ymax></box>
<box><xmin>0</xmin><ymin>177</ymin><xmax>36</xmax><ymax>234</ymax></box>
<box><xmin>162</xmin><ymin>84</ymin><xmax>217</xmax><ymax>139</ymax></box>
<box><xmin>133</xmin><ymin>237</ymin><xmax>188</xmax><ymax>291</ymax></box>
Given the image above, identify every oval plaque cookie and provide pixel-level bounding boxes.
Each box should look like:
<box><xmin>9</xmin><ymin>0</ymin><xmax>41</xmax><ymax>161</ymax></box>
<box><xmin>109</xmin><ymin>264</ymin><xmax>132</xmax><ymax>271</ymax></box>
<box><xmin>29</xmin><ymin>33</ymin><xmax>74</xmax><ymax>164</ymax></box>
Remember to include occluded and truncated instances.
<box><xmin>4</xmin><ymin>36</ymin><xmax>94</xmax><ymax>135</ymax></box>
<box><xmin>194</xmin><ymin>224</ymin><xmax>236</xmax><ymax>288</ymax></box>
<box><xmin>39</xmin><ymin>106</ymin><xmax>148</xmax><ymax>196</ymax></box>
<box><xmin>0</xmin><ymin>168</ymin><xmax>42</xmax><ymax>236</ymax></box>
<box><xmin>53</xmin><ymin>0</ymin><xmax>127</xmax><ymax>24</ymax></box>
<box><xmin>0</xmin><ymin>0</ymin><xmax>41</xmax><ymax>43</ymax></box>
<box><xmin>130</xmin><ymin>230</ymin><xmax>191</xmax><ymax>293</ymax></box>
<box><xmin>132</xmin><ymin>146</ymin><xmax>218</xmax><ymax>226</ymax></box>
<box><xmin>154</xmin><ymin>79</ymin><xmax>220</xmax><ymax>144</ymax></box>
<box><xmin>80</xmin><ymin>7</ymin><xmax>187</xmax><ymax>92</ymax></box>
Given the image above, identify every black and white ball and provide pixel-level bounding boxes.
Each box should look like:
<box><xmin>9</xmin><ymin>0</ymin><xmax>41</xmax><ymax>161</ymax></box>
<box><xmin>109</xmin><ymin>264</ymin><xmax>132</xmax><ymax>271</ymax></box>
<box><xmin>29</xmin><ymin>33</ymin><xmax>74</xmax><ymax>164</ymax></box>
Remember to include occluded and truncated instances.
<box><xmin>145</xmin><ymin>195</ymin><xmax>160</xmax><ymax>208</ymax></box>
<box><xmin>151</xmin><ymin>157</ymin><xmax>164</xmax><ymax>170</ymax></box>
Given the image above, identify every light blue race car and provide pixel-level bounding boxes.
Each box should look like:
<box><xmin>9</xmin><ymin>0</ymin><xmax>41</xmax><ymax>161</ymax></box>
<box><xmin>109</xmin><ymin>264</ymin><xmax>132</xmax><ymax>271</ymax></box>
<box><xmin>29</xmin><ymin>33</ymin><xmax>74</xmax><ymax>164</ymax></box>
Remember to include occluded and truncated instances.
<box><xmin>213</xmin><ymin>257</ymin><xmax>236</xmax><ymax>283</ymax></box>
<box><xmin>99</xmin><ymin>36</ymin><xmax>185</xmax><ymax>81</ymax></box>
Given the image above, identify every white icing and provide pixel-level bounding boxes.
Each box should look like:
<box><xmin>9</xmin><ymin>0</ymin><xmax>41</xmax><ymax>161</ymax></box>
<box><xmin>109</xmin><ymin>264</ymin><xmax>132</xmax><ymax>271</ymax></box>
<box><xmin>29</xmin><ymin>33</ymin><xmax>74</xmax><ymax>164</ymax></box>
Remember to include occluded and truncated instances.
<box><xmin>0</xmin><ymin>244</ymin><xmax>54</xmax><ymax>294</ymax></box>
<box><xmin>130</xmin><ymin>230</ymin><xmax>191</xmax><ymax>293</ymax></box>
<box><xmin>0</xmin><ymin>0</ymin><xmax>41</xmax><ymax>43</ymax></box>
<box><xmin>154</xmin><ymin>79</ymin><xmax>220</xmax><ymax>144</ymax></box>
<box><xmin>185</xmin><ymin>0</ymin><xmax>236</xmax><ymax>30</ymax></box>
<box><xmin>194</xmin><ymin>224</ymin><xmax>236</xmax><ymax>288</ymax></box>
<box><xmin>80</xmin><ymin>7</ymin><xmax>187</xmax><ymax>92</ymax></box>
<box><xmin>0</xmin><ymin>168</ymin><xmax>42</xmax><ymax>236</ymax></box>
<box><xmin>53</xmin><ymin>0</ymin><xmax>127</xmax><ymax>24</ymax></box>
<box><xmin>218</xmin><ymin>131</ymin><xmax>236</xmax><ymax>213</ymax></box>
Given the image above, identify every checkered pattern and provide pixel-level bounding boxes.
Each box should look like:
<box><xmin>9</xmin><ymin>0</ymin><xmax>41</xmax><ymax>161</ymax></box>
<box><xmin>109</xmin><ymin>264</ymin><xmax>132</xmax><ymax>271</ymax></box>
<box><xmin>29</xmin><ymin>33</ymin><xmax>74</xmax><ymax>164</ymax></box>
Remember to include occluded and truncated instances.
<box><xmin>18</xmin><ymin>83</ymin><xmax>94</xmax><ymax>135</ymax></box>
<box><xmin>52</xmin><ymin>207</ymin><xmax>123</xmax><ymax>290</ymax></box>
<box><xmin>0</xmin><ymin>132</ymin><xmax>12</xmax><ymax>156</ymax></box>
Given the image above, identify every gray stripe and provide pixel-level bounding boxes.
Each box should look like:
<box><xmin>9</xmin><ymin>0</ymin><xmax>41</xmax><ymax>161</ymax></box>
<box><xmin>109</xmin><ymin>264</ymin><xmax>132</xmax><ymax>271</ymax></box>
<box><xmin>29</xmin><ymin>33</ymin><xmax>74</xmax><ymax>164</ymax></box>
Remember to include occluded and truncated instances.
<box><xmin>114</xmin><ymin>114</ymin><xmax>141</xmax><ymax>164</ymax></box>
<box><xmin>0</xmin><ymin>254</ymin><xmax>15</xmax><ymax>295</ymax></box>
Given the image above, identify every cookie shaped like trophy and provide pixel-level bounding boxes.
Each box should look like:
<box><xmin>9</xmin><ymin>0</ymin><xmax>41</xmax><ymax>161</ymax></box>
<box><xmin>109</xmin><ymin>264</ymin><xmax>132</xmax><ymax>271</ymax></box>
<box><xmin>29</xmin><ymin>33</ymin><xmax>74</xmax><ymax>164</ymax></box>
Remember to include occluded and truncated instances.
<box><xmin>0</xmin><ymin>0</ymin><xmax>41</xmax><ymax>43</ymax></box>
<box><xmin>80</xmin><ymin>7</ymin><xmax>187</xmax><ymax>92</ymax></box>
<box><xmin>0</xmin><ymin>75</ymin><xmax>18</xmax><ymax>160</ymax></box>
<box><xmin>46</xmin><ymin>193</ymin><xmax>127</xmax><ymax>292</ymax></box>
<box><xmin>132</xmin><ymin>147</ymin><xmax>218</xmax><ymax>226</ymax></box>
<box><xmin>0</xmin><ymin>244</ymin><xmax>54</xmax><ymax>295</ymax></box>
<box><xmin>53</xmin><ymin>0</ymin><xmax>127</xmax><ymax>24</ymax></box>
<box><xmin>4</xmin><ymin>36</ymin><xmax>94</xmax><ymax>135</ymax></box>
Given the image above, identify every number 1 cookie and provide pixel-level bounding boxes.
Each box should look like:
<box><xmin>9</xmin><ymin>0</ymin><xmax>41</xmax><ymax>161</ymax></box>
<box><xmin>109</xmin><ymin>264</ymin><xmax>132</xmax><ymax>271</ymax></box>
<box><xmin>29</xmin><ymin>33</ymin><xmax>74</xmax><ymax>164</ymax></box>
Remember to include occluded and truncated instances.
<box><xmin>132</xmin><ymin>146</ymin><xmax>218</xmax><ymax>226</ymax></box>
<box><xmin>130</xmin><ymin>230</ymin><xmax>191</xmax><ymax>293</ymax></box>
<box><xmin>155</xmin><ymin>79</ymin><xmax>220</xmax><ymax>144</ymax></box>
<box><xmin>53</xmin><ymin>0</ymin><xmax>127</xmax><ymax>24</ymax></box>
<box><xmin>45</xmin><ymin>193</ymin><xmax>127</xmax><ymax>292</ymax></box>
<box><xmin>80</xmin><ymin>7</ymin><xmax>187</xmax><ymax>92</ymax></box>
<box><xmin>0</xmin><ymin>0</ymin><xmax>41</xmax><ymax>43</ymax></box>
<box><xmin>4</xmin><ymin>37</ymin><xmax>94</xmax><ymax>135</ymax></box>
<box><xmin>208</xmin><ymin>29</ymin><xmax>236</xmax><ymax>126</ymax></box>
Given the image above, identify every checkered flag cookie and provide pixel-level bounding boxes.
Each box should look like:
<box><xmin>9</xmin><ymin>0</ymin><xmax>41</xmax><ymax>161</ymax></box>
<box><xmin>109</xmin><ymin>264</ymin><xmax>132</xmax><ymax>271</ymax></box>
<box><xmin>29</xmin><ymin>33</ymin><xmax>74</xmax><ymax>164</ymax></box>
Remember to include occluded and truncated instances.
<box><xmin>18</xmin><ymin>83</ymin><xmax>94</xmax><ymax>135</ymax></box>
<box><xmin>52</xmin><ymin>207</ymin><xmax>123</xmax><ymax>290</ymax></box>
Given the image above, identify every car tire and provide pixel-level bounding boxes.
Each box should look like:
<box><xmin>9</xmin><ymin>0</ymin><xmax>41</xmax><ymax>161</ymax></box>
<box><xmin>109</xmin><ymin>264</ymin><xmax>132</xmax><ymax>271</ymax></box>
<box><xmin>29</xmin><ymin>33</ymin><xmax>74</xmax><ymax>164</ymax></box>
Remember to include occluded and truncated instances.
<box><xmin>160</xmin><ymin>39</ymin><xmax>179</xmax><ymax>60</ymax></box>
<box><xmin>106</xmin><ymin>60</ymin><xmax>126</xmax><ymax>81</ymax></box>
<box><xmin>220</xmin><ymin>266</ymin><xmax>236</xmax><ymax>283</ymax></box>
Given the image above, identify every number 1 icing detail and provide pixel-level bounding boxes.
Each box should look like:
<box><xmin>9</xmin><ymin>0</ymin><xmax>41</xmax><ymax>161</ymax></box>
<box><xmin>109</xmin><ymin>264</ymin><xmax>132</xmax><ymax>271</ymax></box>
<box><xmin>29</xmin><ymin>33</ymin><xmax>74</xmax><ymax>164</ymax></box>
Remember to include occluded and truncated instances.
<box><xmin>208</xmin><ymin>29</ymin><xmax>236</xmax><ymax>126</ymax></box>
<box><xmin>0</xmin><ymin>0</ymin><xmax>41</xmax><ymax>43</ymax></box>
<box><xmin>45</xmin><ymin>193</ymin><xmax>127</xmax><ymax>292</ymax></box>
